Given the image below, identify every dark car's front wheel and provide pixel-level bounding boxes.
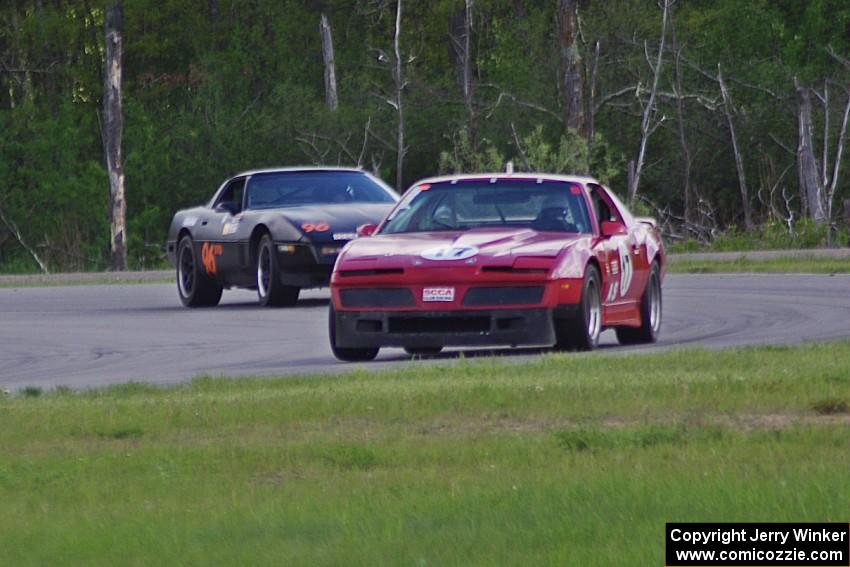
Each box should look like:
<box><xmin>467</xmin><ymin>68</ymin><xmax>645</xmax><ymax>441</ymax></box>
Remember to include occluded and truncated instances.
<box><xmin>176</xmin><ymin>236</ymin><xmax>223</xmax><ymax>307</ymax></box>
<box><xmin>554</xmin><ymin>264</ymin><xmax>602</xmax><ymax>351</ymax></box>
<box><xmin>329</xmin><ymin>305</ymin><xmax>380</xmax><ymax>362</ymax></box>
<box><xmin>256</xmin><ymin>234</ymin><xmax>300</xmax><ymax>307</ymax></box>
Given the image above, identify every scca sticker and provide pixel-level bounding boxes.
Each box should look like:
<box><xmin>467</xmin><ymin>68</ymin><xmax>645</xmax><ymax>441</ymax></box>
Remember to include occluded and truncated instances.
<box><xmin>201</xmin><ymin>242</ymin><xmax>223</xmax><ymax>274</ymax></box>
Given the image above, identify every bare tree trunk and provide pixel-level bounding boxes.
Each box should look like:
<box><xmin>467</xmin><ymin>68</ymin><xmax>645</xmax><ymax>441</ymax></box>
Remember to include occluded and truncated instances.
<box><xmin>557</xmin><ymin>0</ymin><xmax>584</xmax><ymax>134</ymax></box>
<box><xmin>718</xmin><ymin>64</ymin><xmax>752</xmax><ymax>229</ymax></box>
<box><xmin>320</xmin><ymin>13</ymin><xmax>338</xmax><ymax>112</ymax></box>
<box><xmin>825</xmin><ymin>86</ymin><xmax>850</xmax><ymax>222</ymax></box>
<box><xmin>795</xmin><ymin>79</ymin><xmax>827</xmax><ymax>223</ymax></box>
<box><xmin>844</xmin><ymin>199</ymin><xmax>850</xmax><ymax>229</ymax></box>
<box><xmin>393</xmin><ymin>0</ymin><xmax>405</xmax><ymax>190</ymax></box>
<box><xmin>461</xmin><ymin>0</ymin><xmax>476</xmax><ymax>146</ymax></box>
<box><xmin>104</xmin><ymin>1</ymin><xmax>127</xmax><ymax>270</ymax></box>
<box><xmin>627</xmin><ymin>0</ymin><xmax>669</xmax><ymax>203</ymax></box>
<box><xmin>10</xmin><ymin>8</ymin><xmax>35</xmax><ymax>107</ymax></box>
<box><xmin>822</xmin><ymin>80</ymin><xmax>830</xmax><ymax>187</ymax></box>
<box><xmin>586</xmin><ymin>40</ymin><xmax>600</xmax><ymax>150</ymax></box>
<box><xmin>669</xmin><ymin>10</ymin><xmax>692</xmax><ymax>223</ymax></box>
<box><xmin>0</xmin><ymin>206</ymin><xmax>48</xmax><ymax>273</ymax></box>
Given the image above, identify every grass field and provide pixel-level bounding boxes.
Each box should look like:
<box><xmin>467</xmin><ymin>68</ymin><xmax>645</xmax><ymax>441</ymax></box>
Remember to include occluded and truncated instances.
<box><xmin>2</xmin><ymin>343</ymin><xmax>850</xmax><ymax>565</ymax></box>
<box><xmin>668</xmin><ymin>254</ymin><xmax>850</xmax><ymax>273</ymax></box>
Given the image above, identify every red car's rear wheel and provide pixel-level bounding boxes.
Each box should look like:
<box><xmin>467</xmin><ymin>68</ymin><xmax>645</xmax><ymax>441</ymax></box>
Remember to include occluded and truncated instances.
<box><xmin>616</xmin><ymin>261</ymin><xmax>662</xmax><ymax>345</ymax></box>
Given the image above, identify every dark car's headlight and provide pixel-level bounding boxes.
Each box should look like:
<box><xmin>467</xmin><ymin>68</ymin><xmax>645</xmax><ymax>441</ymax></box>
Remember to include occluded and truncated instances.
<box><xmin>320</xmin><ymin>245</ymin><xmax>342</xmax><ymax>256</ymax></box>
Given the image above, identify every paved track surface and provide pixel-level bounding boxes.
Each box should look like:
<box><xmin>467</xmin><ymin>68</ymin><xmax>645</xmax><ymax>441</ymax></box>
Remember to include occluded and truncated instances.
<box><xmin>2</xmin><ymin>273</ymin><xmax>849</xmax><ymax>390</ymax></box>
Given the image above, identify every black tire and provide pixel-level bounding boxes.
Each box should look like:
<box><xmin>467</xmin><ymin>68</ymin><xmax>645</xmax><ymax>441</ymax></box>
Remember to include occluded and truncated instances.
<box><xmin>404</xmin><ymin>346</ymin><xmax>443</xmax><ymax>357</ymax></box>
<box><xmin>554</xmin><ymin>264</ymin><xmax>602</xmax><ymax>351</ymax></box>
<box><xmin>176</xmin><ymin>236</ymin><xmax>223</xmax><ymax>307</ymax></box>
<box><xmin>256</xmin><ymin>234</ymin><xmax>300</xmax><ymax>307</ymax></box>
<box><xmin>616</xmin><ymin>261</ymin><xmax>662</xmax><ymax>345</ymax></box>
<box><xmin>328</xmin><ymin>305</ymin><xmax>379</xmax><ymax>362</ymax></box>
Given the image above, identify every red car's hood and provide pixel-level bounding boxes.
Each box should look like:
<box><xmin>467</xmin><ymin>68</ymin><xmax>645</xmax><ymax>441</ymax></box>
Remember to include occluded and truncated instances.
<box><xmin>339</xmin><ymin>227</ymin><xmax>585</xmax><ymax>269</ymax></box>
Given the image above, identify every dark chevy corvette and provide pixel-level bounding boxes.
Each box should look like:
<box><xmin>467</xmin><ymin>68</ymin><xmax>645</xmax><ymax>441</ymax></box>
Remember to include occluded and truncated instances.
<box><xmin>166</xmin><ymin>167</ymin><xmax>398</xmax><ymax>307</ymax></box>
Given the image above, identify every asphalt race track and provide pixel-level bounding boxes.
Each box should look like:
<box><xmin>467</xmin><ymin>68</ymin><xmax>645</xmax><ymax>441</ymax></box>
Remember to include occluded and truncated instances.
<box><xmin>1</xmin><ymin>273</ymin><xmax>849</xmax><ymax>390</ymax></box>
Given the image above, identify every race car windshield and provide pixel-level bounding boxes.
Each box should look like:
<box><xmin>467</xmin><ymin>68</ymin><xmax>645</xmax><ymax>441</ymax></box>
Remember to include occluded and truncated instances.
<box><xmin>246</xmin><ymin>171</ymin><xmax>396</xmax><ymax>209</ymax></box>
<box><xmin>381</xmin><ymin>180</ymin><xmax>593</xmax><ymax>234</ymax></box>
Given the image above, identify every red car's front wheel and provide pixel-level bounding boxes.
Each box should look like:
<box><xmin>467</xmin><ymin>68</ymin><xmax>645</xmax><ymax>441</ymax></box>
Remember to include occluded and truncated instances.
<box><xmin>328</xmin><ymin>305</ymin><xmax>380</xmax><ymax>362</ymax></box>
<box><xmin>553</xmin><ymin>264</ymin><xmax>602</xmax><ymax>351</ymax></box>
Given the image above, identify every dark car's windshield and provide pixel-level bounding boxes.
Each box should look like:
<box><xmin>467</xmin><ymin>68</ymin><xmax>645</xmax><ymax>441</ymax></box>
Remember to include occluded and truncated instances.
<box><xmin>246</xmin><ymin>171</ymin><xmax>396</xmax><ymax>209</ymax></box>
<box><xmin>381</xmin><ymin>180</ymin><xmax>592</xmax><ymax>234</ymax></box>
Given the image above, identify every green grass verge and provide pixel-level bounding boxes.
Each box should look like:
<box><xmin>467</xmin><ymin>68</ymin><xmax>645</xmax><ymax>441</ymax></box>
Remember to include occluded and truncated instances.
<box><xmin>669</xmin><ymin>255</ymin><xmax>850</xmax><ymax>273</ymax></box>
<box><xmin>3</xmin><ymin>342</ymin><xmax>850</xmax><ymax>566</ymax></box>
<box><xmin>0</xmin><ymin>276</ymin><xmax>172</xmax><ymax>288</ymax></box>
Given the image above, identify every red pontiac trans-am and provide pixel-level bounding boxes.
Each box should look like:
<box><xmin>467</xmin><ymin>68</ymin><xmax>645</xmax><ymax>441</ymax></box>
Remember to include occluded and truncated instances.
<box><xmin>328</xmin><ymin>173</ymin><xmax>665</xmax><ymax>361</ymax></box>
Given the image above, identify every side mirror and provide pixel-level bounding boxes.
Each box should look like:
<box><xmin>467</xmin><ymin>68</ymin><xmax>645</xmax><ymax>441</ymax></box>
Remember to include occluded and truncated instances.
<box><xmin>600</xmin><ymin>220</ymin><xmax>627</xmax><ymax>237</ymax></box>
<box><xmin>356</xmin><ymin>223</ymin><xmax>378</xmax><ymax>237</ymax></box>
<box><xmin>215</xmin><ymin>201</ymin><xmax>240</xmax><ymax>216</ymax></box>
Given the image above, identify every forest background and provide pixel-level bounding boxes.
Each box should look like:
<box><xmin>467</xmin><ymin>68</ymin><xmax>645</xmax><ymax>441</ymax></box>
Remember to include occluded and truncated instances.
<box><xmin>1</xmin><ymin>0</ymin><xmax>849</xmax><ymax>272</ymax></box>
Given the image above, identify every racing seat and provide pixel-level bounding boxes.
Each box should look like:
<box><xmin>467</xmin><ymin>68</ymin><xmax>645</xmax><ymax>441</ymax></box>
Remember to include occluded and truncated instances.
<box><xmin>532</xmin><ymin>207</ymin><xmax>578</xmax><ymax>232</ymax></box>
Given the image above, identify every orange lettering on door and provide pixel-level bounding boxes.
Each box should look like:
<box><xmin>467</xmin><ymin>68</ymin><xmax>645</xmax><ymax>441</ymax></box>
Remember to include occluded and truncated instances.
<box><xmin>201</xmin><ymin>242</ymin><xmax>223</xmax><ymax>274</ymax></box>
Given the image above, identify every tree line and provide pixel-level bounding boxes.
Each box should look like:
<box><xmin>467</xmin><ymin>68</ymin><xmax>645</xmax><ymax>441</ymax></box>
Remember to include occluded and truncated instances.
<box><xmin>1</xmin><ymin>0</ymin><xmax>849</xmax><ymax>272</ymax></box>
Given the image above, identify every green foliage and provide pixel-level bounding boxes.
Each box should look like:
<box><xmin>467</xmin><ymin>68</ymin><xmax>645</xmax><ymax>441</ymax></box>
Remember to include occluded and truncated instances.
<box><xmin>1</xmin><ymin>0</ymin><xmax>849</xmax><ymax>272</ymax></box>
<box><xmin>439</xmin><ymin>125</ymin><xmax>621</xmax><ymax>185</ymax></box>
<box><xmin>438</xmin><ymin>128</ymin><xmax>505</xmax><ymax>174</ymax></box>
<box><xmin>515</xmin><ymin>126</ymin><xmax>621</xmax><ymax>185</ymax></box>
<box><xmin>670</xmin><ymin>219</ymin><xmax>848</xmax><ymax>253</ymax></box>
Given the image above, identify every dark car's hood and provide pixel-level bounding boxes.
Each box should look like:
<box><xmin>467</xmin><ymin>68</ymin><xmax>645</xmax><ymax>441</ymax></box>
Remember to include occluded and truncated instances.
<box><xmin>271</xmin><ymin>203</ymin><xmax>394</xmax><ymax>242</ymax></box>
<box><xmin>339</xmin><ymin>227</ymin><xmax>587</xmax><ymax>269</ymax></box>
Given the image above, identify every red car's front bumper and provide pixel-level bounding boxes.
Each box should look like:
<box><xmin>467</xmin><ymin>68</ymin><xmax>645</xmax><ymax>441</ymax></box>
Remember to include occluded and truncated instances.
<box><xmin>330</xmin><ymin>276</ymin><xmax>584</xmax><ymax>349</ymax></box>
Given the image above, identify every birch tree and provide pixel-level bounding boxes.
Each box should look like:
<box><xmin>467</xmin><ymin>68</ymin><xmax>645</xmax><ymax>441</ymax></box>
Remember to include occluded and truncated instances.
<box><xmin>450</xmin><ymin>0</ymin><xmax>476</xmax><ymax>146</ymax></box>
<box><xmin>627</xmin><ymin>0</ymin><xmax>670</xmax><ymax>203</ymax></box>
<box><xmin>103</xmin><ymin>1</ymin><xmax>127</xmax><ymax>270</ymax></box>
<box><xmin>557</xmin><ymin>0</ymin><xmax>584</xmax><ymax>134</ymax></box>
<box><xmin>320</xmin><ymin>13</ymin><xmax>338</xmax><ymax>112</ymax></box>
<box><xmin>392</xmin><ymin>0</ymin><xmax>405</xmax><ymax>190</ymax></box>
<box><xmin>718</xmin><ymin>64</ymin><xmax>753</xmax><ymax>229</ymax></box>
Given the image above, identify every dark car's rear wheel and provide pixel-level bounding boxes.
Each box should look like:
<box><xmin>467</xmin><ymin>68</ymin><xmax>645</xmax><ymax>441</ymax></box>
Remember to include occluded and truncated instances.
<box><xmin>329</xmin><ymin>305</ymin><xmax>379</xmax><ymax>362</ymax></box>
<box><xmin>554</xmin><ymin>264</ymin><xmax>602</xmax><ymax>351</ymax></box>
<box><xmin>256</xmin><ymin>234</ymin><xmax>300</xmax><ymax>307</ymax></box>
<box><xmin>177</xmin><ymin>236</ymin><xmax>223</xmax><ymax>307</ymax></box>
<box><xmin>616</xmin><ymin>261</ymin><xmax>662</xmax><ymax>345</ymax></box>
<box><xmin>404</xmin><ymin>346</ymin><xmax>443</xmax><ymax>357</ymax></box>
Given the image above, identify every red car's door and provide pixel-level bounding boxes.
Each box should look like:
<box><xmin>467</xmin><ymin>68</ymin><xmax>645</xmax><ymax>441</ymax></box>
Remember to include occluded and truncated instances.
<box><xmin>587</xmin><ymin>184</ymin><xmax>643</xmax><ymax>314</ymax></box>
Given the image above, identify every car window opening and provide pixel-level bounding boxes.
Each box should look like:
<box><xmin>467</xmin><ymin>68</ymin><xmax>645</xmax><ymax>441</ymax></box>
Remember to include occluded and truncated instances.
<box><xmin>381</xmin><ymin>180</ymin><xmax>593</xmax><ymax>234</ymax></box>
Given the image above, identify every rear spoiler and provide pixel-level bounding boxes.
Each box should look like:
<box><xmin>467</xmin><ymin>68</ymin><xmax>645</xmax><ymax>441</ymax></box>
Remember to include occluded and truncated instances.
<box><xmin>635</xmin><ymin>216</ymin><xmax>658</xmax><ymax>229</ymax></box>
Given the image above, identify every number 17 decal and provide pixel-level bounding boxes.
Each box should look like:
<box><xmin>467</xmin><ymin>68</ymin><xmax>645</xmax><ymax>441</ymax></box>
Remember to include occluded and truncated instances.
<box><xmin>617</xmin><ymin>241</ymin><xmax>633</xmax><ymax>298</ymax></box>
